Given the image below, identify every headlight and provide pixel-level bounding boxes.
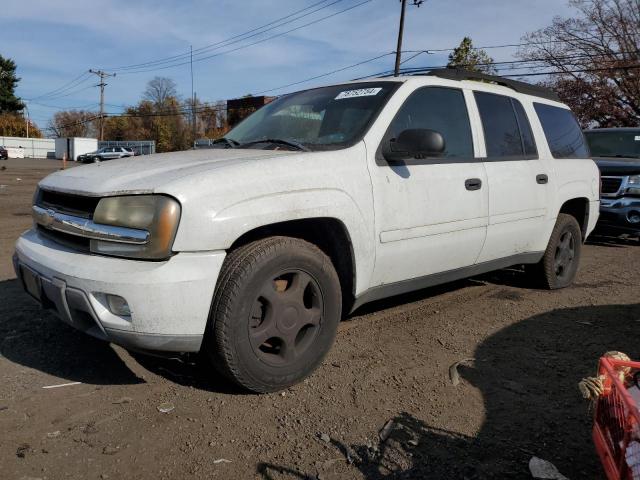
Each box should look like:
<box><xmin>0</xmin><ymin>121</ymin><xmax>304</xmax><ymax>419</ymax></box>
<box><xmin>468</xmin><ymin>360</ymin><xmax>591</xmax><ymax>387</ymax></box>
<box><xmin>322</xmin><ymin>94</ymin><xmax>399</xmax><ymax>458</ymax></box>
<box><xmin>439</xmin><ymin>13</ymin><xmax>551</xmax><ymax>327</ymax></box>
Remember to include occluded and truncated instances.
<box><xmin>627</xmin><ymin>175</ymin><xmax>640</xmax><ymax>196</ymax></box>
<box><xmin>90</xmin><ymin>195</ymin><xmax>181</xmax><ymax>260</ymax></box>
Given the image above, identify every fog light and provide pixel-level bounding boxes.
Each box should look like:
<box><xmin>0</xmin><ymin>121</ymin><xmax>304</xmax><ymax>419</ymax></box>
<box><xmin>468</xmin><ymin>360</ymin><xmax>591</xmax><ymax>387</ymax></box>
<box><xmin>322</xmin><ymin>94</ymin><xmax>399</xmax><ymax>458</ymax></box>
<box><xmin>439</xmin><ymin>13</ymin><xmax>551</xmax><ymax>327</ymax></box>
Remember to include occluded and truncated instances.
<box><xmin>106</xmin><ymin>294</ymin><xmax>131</xmax><ymax>316</ymax></box>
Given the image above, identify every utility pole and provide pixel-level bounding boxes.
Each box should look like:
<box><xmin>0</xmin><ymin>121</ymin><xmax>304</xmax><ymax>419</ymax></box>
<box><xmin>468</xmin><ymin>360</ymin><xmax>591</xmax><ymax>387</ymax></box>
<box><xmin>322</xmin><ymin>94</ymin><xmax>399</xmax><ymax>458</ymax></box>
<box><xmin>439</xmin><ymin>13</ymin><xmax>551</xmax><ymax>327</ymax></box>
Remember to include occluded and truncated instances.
<box><xmin>394</xmin><ymin>0</ymin><xmax>424</xmax><ymax>77</ymax></box>
<box><xmin>89</xmin><ymin>69</ymin><xmax>116</xmax><ymax>141</ymax></box>
<box><xmin>190</xmin><ymin>45</ymin><xmax>196</xmax><ymax>148</ymax></box>
<box><xmin>23</xmin><ymin>104</ymin><xmax>29</xmax><ymax>138</ymax></box>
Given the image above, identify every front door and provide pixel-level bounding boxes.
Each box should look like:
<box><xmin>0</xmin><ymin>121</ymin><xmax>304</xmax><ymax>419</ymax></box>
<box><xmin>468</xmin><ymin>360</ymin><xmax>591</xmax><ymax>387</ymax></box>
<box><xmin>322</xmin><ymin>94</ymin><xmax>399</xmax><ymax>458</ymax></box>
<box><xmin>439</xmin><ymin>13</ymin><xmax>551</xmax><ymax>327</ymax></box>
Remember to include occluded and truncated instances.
<box><xmin>368</xmin><ymin>86</ymin><xmax>489</xmax><ymax>286</ymax></box>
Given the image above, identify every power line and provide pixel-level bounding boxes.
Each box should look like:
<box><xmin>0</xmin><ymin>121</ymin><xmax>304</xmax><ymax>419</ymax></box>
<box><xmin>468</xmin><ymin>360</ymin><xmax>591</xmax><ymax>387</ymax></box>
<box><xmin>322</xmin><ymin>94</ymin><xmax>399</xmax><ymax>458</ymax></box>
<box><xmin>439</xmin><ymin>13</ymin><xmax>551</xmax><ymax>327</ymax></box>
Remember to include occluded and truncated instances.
<box><xmin>109</xmin><ymin>0</ymin><xmax>343</xmax><ymax>72</ymax></box>
<box><xmin>25</xmin><ymin>71</ymin><xmax>92</xmax><ymax>101</ymax></box>
<box><xmin>47</xmin><ymin>62</ymin><xmax>640</xmax><ymax>132</ymax></box>
<box><xmin>117</xmin><ymin>0</ymin><xmax>373</xmax><ymax>74</ymax></box>
<box><xmin>255</xmin><ymin>52</ymin><xmax>396</xmax><ymax>94</ymax></box>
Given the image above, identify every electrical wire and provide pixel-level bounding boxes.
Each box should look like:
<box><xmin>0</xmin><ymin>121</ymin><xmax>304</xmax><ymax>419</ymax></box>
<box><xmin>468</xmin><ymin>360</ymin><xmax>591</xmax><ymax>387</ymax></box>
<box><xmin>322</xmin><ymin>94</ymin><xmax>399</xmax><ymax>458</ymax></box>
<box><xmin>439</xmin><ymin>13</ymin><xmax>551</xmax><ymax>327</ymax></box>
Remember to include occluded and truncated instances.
<box><xmin>109</xmin><ymin>0</ymin><xmax>343</xmax><ymax>72</ymax></box>
<box><xmin>117</xmin><ymin>0</ymin><xmax>373</xmax><ymax>74</ymax></box>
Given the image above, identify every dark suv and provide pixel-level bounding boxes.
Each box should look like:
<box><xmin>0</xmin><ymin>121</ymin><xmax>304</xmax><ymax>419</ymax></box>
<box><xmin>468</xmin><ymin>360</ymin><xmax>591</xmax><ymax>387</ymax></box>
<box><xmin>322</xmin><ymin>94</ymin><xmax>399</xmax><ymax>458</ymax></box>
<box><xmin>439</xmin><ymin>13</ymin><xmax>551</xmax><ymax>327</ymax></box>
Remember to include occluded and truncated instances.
<box><xmin>584</xmin><ymin>128</ymin><xmax>640</xmax><ymax>237</ymax></box>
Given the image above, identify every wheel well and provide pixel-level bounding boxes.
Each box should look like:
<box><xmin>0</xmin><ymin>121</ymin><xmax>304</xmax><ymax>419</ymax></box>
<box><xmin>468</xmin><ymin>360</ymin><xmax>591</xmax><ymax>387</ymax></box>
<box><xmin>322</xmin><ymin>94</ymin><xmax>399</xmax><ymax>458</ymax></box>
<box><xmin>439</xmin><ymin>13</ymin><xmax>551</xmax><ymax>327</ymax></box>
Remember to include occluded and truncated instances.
<box><xmin>559</xmin><ymin>198</ymin><xmax>589</xmax><ymax>240</ymax></box>
<box><xmin>229</xmin><ymin>218</ymin><xmax>356</xmax><ymax>314</ymax></box>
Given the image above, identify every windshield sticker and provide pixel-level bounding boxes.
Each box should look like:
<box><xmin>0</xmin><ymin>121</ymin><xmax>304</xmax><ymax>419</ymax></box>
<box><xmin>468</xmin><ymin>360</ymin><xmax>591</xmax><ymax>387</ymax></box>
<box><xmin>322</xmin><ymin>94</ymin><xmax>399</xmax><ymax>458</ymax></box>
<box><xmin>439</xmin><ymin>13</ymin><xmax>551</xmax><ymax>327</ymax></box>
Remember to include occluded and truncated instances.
<box><xmin>635</xmin><ymin>136</ymin><xmax>640</xmax><ymax>141</ymax></box>
<box><xmin>335</xmin><ymin>88</ymin><xmax>382</xmax><ymax>100</ymax></box>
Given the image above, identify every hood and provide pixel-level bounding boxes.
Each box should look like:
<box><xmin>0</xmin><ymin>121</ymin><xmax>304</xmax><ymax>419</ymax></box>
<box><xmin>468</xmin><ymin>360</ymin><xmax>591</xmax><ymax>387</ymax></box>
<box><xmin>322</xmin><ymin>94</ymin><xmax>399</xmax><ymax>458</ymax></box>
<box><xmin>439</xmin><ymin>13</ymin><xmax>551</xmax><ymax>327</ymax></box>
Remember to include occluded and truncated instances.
<box><xmin>593</xmin><ymin>156</ymin><xmax>640</xmax><ymax>176</ymax></box>
<box><xmin>39</xmin><ymin>148</ymin><xmax>296</xmax><ymax>196</ymax></box>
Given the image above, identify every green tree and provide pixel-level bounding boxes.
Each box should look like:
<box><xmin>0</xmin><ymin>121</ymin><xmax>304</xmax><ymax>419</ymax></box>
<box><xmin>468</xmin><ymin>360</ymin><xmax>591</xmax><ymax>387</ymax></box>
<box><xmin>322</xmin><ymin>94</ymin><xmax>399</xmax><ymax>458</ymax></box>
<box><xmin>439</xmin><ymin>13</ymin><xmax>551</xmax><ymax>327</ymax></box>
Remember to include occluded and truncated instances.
<box><xmin>447</xmin><ymin>37</ymin><xmax>497</xmax><ymax>74</ymax></box>
<box><xmin>0</xmin><ymin>55</ymin><xmax>24</xmax><ymax>113</ymax></box>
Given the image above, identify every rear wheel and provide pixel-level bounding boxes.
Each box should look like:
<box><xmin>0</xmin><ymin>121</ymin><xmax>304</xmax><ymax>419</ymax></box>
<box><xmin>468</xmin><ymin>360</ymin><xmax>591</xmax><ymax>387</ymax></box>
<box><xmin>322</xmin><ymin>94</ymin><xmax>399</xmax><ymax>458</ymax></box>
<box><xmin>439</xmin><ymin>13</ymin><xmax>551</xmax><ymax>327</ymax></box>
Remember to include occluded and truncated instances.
<box><xmin>206</xmin><ymin>237</ymin><xmax>342</xmax><ymax>393</ymax></box>
<box><xmin>528</xmin><ymin>213</ymin><xmax>582</xmax><ymax>289</ymax></box>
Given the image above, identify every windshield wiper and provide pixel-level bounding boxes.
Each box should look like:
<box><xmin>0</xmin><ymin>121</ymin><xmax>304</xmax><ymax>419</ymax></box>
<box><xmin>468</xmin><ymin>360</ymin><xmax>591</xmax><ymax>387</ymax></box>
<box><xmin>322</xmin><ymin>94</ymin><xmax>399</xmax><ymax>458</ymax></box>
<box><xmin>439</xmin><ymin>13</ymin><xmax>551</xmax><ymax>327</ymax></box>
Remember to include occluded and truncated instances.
<box><xmin>211</xmin><ymin>137</ymin><xmax>240</xmax><ymax>148</ymax></box>
<box><xmin>239</xmin><ymin>138</ymin><xmax>310</xmax><ymax>152</ymax></box>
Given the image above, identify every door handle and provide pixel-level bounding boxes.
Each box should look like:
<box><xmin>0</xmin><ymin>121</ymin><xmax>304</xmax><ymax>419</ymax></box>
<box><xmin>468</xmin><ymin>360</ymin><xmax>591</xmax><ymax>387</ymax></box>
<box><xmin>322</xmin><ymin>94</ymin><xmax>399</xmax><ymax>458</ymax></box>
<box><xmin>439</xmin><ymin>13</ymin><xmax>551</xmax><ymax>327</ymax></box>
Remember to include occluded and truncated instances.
<box><xmin>536</xmin><ymin>174</ymin><xmax>549</xmax><ymax>184</ymax></box>
<box><xmin>465</xmin><ymin>178</ymin><xmax>482</xmax><ymax>191</ymax></box>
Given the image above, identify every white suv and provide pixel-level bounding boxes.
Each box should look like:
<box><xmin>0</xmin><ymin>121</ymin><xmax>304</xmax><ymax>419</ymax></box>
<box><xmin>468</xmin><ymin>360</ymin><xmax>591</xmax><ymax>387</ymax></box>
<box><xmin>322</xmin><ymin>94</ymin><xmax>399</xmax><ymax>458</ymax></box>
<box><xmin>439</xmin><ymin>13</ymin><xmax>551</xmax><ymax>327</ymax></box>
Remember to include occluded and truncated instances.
<box><xmin>14</xmin><ymin>69</ymin><xmax>599</xmax><ymax>392</ymax></box>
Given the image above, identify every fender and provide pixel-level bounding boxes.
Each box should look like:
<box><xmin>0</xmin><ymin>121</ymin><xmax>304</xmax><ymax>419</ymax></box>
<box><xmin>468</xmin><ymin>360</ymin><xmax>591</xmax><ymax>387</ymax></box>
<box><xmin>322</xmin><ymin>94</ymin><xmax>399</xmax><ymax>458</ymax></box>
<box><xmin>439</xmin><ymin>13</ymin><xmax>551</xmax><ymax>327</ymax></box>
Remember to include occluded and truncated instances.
<box><xmin>172</xmin><ymin>188</ymin><xmax>375</xmax><ymax>296</ymax></box>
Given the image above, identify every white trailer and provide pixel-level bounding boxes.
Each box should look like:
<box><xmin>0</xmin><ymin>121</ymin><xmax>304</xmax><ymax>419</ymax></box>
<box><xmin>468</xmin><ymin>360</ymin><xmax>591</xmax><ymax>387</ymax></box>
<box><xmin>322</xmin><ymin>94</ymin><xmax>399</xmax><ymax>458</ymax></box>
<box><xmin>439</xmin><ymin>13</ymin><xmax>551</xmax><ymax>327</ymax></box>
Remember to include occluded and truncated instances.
<box><xmin>55</xmin><ymin>137</ymin><xmax>98</xmax><ymax>161</ymax></box>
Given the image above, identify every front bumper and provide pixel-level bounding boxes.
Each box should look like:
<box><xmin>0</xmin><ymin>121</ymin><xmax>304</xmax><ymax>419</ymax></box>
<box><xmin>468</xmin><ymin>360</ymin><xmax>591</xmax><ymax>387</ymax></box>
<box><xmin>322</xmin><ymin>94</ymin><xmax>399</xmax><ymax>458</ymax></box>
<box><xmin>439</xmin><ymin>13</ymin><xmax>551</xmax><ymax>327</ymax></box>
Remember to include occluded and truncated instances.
<box><xmin>14</xmin><ymin>228</ymin><xmax>226</xmax><ymax>353</ymax></box>
<box><xmin>598</xmin><ymin>196</ymin><xmax>640</xmax><ymax>233</ymax></box>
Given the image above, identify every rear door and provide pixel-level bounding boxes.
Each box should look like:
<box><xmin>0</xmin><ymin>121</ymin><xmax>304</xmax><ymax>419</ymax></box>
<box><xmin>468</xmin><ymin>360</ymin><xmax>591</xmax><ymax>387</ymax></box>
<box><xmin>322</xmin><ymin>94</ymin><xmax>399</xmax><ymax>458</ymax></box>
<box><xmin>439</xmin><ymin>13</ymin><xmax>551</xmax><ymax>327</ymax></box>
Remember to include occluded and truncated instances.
<box><xmin>473</xmin><ymin>91</ymin><xmax>550</xmax><ymax>262</ymax></box>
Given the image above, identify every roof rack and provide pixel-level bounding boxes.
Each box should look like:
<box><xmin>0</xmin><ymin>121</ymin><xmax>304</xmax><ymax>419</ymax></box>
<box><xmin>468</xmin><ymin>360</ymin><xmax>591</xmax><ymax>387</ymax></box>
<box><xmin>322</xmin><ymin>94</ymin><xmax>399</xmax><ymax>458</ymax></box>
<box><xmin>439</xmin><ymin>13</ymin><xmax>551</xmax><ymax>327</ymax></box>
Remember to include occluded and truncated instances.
<box><xmin>390</xmin><ymin>67</ymin><xmax>560</xmax><ymax>102</ymax></box>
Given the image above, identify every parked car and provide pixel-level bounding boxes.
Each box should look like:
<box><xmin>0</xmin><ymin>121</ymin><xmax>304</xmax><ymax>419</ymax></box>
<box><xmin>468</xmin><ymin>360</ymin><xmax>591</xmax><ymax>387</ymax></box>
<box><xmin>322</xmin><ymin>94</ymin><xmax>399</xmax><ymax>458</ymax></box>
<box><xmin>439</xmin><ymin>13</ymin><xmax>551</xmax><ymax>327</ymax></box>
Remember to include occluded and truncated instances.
<box><xmin>14</xmin><ymin>69</ymin><xmax>599</xmax><ymax>393</ymax></box>
<box><xmin>77</xmin><ymin>146</ymin><xmax>135</xmax><ymax>163</ymax></box>
<box><xmin>0</xmin><ymin>146</ymin><xmax>8</xmax><ymax>160</ymax></box>
<box><xmin>584</xmin><ymin>128</ymin><xmax>640</xmax><ymax>238</ymax></box>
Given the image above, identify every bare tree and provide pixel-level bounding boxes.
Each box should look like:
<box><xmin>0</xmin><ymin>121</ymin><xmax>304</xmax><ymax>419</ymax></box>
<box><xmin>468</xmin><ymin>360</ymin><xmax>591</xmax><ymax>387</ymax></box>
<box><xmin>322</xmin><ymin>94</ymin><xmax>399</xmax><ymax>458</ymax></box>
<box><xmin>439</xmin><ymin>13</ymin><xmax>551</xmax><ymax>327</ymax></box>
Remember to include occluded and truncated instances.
<box><xmin>143</xmin><ymin>77</ymin><xmax>178</xmax><ymax>107</ymax></box>
<box><xmin>518</xmin><ymin>0</ymin><xmax>640</xmax><ymax>127</ymax></box>
<box><xmin>48</xmin><ymin>110</ymin><xmax>98</xmax><ymax>137</ymax></box>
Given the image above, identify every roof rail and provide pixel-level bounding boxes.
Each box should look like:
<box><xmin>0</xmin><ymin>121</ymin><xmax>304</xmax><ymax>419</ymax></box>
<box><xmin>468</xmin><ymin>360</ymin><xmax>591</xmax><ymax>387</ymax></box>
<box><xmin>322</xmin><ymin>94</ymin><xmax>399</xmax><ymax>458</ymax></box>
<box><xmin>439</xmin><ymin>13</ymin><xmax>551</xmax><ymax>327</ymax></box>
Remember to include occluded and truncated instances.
<box><xmin>398</xmin><ymin>67</ymin><xmax>560</xmax><ymax>102</ymax></box>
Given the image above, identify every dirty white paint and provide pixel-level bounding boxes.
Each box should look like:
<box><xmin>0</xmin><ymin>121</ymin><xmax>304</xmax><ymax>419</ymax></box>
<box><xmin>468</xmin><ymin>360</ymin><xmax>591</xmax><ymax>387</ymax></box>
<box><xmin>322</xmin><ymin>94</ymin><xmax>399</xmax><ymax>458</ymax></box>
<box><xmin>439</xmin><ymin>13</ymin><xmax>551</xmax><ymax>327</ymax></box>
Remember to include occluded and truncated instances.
<box><xmin>18</xmin><ymin>75</ymin><xmax>599</xmax><ymax>348</ymax></box>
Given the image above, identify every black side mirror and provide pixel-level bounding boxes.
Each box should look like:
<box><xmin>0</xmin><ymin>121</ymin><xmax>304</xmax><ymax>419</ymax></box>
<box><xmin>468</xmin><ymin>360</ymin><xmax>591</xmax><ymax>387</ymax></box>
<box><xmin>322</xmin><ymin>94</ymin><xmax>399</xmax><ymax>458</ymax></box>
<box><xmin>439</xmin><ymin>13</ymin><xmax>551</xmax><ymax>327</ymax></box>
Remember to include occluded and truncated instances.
<box><xmin>383</xmin><ymin>129</ymin><xmax>445</xmax><ymax>162</ymax></box>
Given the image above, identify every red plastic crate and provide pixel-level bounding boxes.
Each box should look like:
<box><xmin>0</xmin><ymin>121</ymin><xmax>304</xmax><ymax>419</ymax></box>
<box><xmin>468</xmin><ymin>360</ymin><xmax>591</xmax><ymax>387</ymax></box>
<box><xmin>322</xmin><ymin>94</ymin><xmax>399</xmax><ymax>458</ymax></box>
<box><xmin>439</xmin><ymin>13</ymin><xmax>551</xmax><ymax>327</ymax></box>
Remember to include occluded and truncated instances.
<box><xmin>593</xmin><ymin>357</ymin><xmax>640</xmax><ymax>480</ymax></box>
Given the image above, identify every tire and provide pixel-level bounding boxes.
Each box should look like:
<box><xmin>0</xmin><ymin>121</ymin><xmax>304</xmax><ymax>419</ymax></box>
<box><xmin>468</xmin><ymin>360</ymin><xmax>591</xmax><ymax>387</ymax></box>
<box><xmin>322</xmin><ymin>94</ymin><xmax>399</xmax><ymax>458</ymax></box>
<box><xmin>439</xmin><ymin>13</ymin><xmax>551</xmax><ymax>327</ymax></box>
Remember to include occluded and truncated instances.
<box><xmin>528</xmin><ymin>213</ymin><xmax>582</xmax><ymax>289</ymax></box>
<box><xmin>206</xmin><ymin>237</ymin><xmax>342</xmax><ymax>393</ymax></box>
<box><xmin>93</xmin><ymin>157</ymin><xmax>101</xmax><ymax>163</ymax></box>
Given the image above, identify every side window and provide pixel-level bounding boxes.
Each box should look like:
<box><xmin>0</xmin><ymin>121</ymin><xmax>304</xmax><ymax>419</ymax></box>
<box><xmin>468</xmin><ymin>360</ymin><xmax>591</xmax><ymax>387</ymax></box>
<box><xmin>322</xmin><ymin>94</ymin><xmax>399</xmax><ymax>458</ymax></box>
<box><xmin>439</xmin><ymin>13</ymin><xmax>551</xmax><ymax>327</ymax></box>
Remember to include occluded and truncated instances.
<box><xmin>474</xmin><ymin>91</ymin><xmax>529</xmax><ymax>158</ymax></box>
<box><xmin>513</xmin><ymin>100</ymin><xmax>537</xmax><ymax>156</ymax></box>
<box><xmin>533</xmin><ymin>103</ymin><xmax>590</xmax><ymax>158</ymax></box>
<box><xmin>387</xmin><ymin>87</ymin><xmax>473</xmax><ymax>158</ymax></box>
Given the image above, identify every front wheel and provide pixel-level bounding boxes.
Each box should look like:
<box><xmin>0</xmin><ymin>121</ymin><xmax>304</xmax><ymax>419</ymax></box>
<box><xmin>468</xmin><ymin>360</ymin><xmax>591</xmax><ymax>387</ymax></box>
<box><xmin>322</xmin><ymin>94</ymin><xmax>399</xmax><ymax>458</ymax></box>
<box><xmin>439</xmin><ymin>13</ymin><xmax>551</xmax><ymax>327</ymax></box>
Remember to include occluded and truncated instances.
<box><xmin>206</xmin><ymin>237</ymin><xmax>342</xmax><ymax>393</ymax></box>
<box><xmin>528</xmin><ymin>213</ymin><xmax>582</xmax><ymax>289</ymax></box>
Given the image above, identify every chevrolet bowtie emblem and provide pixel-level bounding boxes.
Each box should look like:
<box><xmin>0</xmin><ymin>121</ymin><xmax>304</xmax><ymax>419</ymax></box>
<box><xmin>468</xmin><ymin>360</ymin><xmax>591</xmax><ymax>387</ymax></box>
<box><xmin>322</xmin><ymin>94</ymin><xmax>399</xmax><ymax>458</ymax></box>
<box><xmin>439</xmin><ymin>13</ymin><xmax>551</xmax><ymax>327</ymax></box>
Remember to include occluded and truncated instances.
<box><xmin>42</xmin><ymin>209</ymin><xmax>56</xmax><ymax>228</ymax></box>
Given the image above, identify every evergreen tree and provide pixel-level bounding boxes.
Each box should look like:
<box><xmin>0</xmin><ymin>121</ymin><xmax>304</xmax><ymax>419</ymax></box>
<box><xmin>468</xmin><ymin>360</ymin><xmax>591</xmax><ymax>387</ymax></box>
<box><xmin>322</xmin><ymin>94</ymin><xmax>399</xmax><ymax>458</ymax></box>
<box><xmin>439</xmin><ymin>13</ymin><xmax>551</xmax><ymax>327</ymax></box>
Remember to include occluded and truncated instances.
<box><xmin>0</xmin><ymin>55</ymin><xmax>24</xmax><ymax>113</ymax></box>
<box><xmin>447</xmin><ymin>37</ymin><xmax>497</xmax><ymax>74</ymax></box>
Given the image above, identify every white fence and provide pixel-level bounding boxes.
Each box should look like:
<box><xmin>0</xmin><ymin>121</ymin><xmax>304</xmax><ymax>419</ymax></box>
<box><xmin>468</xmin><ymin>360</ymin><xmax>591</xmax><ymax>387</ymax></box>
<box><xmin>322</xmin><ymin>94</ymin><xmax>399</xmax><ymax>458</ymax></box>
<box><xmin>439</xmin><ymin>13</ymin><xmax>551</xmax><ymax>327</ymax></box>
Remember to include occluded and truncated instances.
<box><xmin>0</xmin><ymin>136</ymin><xmax>56</xmax><ymax>159</ymax></box>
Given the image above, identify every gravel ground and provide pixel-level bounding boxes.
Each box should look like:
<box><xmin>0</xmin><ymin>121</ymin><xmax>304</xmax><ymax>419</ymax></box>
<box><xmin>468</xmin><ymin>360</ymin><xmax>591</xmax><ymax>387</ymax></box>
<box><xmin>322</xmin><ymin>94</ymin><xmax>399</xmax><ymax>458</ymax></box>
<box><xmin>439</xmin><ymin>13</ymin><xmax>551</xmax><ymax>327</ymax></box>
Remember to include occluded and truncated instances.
<box><xmin>0</xmin><ymin>158</ymin><xmax>639</xmax><ymax>479</ymax></box>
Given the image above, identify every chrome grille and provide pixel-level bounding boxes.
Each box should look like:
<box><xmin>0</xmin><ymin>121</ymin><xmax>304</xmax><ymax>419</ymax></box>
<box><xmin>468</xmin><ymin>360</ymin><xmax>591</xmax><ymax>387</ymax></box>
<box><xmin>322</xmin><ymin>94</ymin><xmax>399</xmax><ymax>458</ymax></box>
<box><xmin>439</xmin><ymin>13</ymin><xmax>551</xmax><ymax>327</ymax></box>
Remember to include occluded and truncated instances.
<box><xmin>601</xmin><ymin>176</ymin><xmax>624</xmax><ymax>197</ymax></box>
<box><xmin>36</xmin><ymin>189</ymin><xmax>101</xmax><ymax>219</ymax></box>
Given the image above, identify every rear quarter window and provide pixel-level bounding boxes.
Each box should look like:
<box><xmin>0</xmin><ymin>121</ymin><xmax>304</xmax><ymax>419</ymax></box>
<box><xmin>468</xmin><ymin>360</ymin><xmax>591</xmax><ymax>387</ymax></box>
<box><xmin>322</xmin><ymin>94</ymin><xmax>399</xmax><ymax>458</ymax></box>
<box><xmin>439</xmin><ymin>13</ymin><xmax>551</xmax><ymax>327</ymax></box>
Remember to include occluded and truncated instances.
<box><xmin>533</xmin><ymin>103</ymin><xmax>590</xmax><ymax>158</ymax></box>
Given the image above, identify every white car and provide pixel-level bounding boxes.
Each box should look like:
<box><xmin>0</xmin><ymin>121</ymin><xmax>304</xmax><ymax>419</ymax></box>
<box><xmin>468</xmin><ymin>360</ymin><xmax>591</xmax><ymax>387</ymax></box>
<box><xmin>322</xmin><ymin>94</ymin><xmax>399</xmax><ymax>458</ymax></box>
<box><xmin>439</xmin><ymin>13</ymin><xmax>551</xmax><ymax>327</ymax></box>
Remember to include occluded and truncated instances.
<box><xmin>14</xmin><ymin>69</ymin><xmax>599</xmax><ymax>392</ymax></box>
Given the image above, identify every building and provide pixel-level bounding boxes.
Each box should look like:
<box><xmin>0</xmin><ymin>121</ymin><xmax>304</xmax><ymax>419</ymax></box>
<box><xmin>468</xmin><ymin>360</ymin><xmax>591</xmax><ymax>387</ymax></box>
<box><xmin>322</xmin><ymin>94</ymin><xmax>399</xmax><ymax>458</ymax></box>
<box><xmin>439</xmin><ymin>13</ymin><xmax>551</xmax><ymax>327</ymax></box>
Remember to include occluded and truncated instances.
<box><xmin>226</xmin><ymin>95</ymin><xmax>276</xmax><ymax>128</ymax></box>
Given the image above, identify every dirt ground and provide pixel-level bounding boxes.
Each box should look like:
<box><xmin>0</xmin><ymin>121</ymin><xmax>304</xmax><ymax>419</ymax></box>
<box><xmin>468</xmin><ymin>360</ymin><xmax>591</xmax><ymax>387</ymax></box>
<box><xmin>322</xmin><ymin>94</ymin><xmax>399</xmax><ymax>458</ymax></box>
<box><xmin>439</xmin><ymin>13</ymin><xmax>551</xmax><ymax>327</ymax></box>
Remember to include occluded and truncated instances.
<box><xmin>1</xmin><ymin>158</ymin><xmax>639</xmax><ymax>479</ymax></box>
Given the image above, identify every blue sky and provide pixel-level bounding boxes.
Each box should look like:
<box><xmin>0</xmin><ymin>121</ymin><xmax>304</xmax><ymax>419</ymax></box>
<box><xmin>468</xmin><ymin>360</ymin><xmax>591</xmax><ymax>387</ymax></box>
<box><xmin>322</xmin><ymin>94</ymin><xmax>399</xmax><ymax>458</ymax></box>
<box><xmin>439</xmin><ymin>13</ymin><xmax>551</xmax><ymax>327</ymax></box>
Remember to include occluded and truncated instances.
<box><xmin>2</xmin><ymin>0</ymin><xmax>575</xmax><ymax>131</ymax></box>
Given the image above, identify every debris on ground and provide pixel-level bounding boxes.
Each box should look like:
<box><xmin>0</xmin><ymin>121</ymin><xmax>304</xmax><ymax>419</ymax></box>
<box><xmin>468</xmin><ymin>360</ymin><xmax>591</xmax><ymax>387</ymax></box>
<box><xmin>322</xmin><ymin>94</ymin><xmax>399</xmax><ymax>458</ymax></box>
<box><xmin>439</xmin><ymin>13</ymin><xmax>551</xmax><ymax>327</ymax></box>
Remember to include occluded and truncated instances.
<box><xmin>112</xmin><ymin>397</ymin><xmax>132</xmax><ymax>405</ymax></box>
<box><xmin>157</xmin><ymin>402</ymin><xmax>175</xmax><ymax>414</ymax></box>
<box><xmin>212</xmin><ymin>458</ymin><xmax>231</xmax><ymax>464</ymax></box>
<box><xmin>102</xmin><ymin>446</ymin><xmax>120</xmax><ymax>455</ymax></box>
<box><xmin>42</xmin><ymin>381</ymin><xmax>82</xmax><ymax>389</ymax></box>
<box><xmin>319</xmin><ymin>433</ymin><xmax>331</xmax><ymax>443</ymax></box>
<box><xmin>16</xmin><ymin>443</ymin><xmax>31</xmax><ymax>458</ymax></box>
<box><xmin>529</xmin><ymin>456</ymin><xmax>569</xmax><ymax>479</ymax></box>
<box><xmin>379</xmin><ymin>419</ymin><xmax>395</xmax><ymax>442</ymax></box>
<box><xmin>448</xmin><ymin>358</ymin><xmax>474</xmax><ymax>386</ymax></box>
<box><xmin>46</xmin><ymin>431</ymin><xmax>60</xmax><ymax>438</ymax></box>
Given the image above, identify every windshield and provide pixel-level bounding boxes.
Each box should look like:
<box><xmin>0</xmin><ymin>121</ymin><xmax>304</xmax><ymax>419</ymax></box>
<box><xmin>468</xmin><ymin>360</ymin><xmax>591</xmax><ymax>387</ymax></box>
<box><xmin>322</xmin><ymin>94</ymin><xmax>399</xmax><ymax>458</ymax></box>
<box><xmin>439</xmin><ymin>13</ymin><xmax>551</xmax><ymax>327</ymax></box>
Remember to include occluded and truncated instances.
<box><xmin>224</xmin><ymin>82</ymin><xmax>399</xmax><ymax>151</ymax></box>
<box><xmin>584</xmin><ymin>130</ymin><xmax>640</xmax><ymax>158</ymax></box>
